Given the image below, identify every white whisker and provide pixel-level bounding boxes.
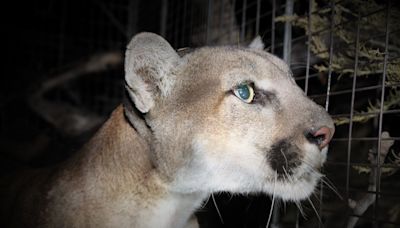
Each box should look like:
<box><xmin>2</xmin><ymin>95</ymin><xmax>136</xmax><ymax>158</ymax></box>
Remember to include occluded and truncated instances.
<box><xmin>282</xmin><ymin>166</ymin><xmax>292</xmax><ymax>183</ymax></box>
<box><xmin>320</xmin><ymin>176</ymin><xmax>343</xmax><ymax>200</ymax></box>
<box><xmin>320</xmin><ymin>177</ymin><xmax>343</xmax><ymax>200</ymax></box>
<box><xmin>294</xmin><ymin>200</ymin><xmax>306</xmax><ymax>218</ymax></box>
<box><xmin>200</xmin><ymin>194</ymin><xmax>211</xmax><ymax>209</ymax></box>
<box><xmin>279</xmin><ymin>148</ymin><xmax>289</xmax><ymax>170</ymax></box>
<box><xmin>307</xmin><ymin>197</ymin><xmax>322</xmax><ymax>225</ymax></box>
<box><xmin>228</xmin><ymin>192</ymin><xmax>234</xmax><ymax>201</ymax></box>
<box><xmin>311</xmin><ymin>189</ymin><xmax>321</xmax><ymax>205</ymax></box>
<box><xmin>266</xmin><ymin>172</ymin><xmax>278</xmax><ymax>228</ymax></box>
<box><xmin>211</xmin><ymin>193</ymin><xmax>224</xmax><ymax>224</ymax></box>
<box><xmin>300</xmin><ymin>159</ymin><xmax>342</xmax><ymax>199</ymax></box>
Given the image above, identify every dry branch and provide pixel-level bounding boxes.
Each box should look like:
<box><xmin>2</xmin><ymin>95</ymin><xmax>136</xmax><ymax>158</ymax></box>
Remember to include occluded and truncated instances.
<box><xmin>333</xmin><ymin>90</ymin><xmax>400</xmax><ymax>126</ymax></box>
<box><xmin>276</xmin><ymin>0</ymin><xmax>400</xmax><ymax>126</ymax></box>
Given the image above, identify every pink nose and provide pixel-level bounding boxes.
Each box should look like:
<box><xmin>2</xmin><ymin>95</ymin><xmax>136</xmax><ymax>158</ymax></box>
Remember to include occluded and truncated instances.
<box><xmin>313</xmin><ymin>127</ymin><xmax>333</xmax><ymax>149</ymax></box>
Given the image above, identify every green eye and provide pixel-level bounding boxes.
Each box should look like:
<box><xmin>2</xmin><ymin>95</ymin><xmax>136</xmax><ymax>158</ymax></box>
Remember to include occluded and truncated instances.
<box><xmin>233</xmin><ymin>84</ymin><xmax>255</xmax><ymax>103</ymax></box>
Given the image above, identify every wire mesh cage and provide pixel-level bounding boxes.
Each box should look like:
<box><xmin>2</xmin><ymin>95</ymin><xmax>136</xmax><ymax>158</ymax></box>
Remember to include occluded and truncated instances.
<box><xmin>1</xmin><ymin>0</ymin><xmax>399</xmax><ymax>227</ymax></box>
<box><xmin>164</xmin><ymin>0</ymin><xmax>400</xmax><ymax>227</ymax></box>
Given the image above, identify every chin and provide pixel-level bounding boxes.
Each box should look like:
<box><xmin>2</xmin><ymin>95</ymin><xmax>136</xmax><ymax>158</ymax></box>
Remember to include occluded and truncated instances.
<box><xmin>263</xmin><ymin>169</ymin><xmax>322</xmax><ymax>202</ymax></box>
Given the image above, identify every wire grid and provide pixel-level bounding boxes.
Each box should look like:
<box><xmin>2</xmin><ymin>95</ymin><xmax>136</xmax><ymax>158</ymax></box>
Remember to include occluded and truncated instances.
<box><xmin>165</xmin><ymin>0</ymin><xmax>400</xmax><ymax>227</ymax></box>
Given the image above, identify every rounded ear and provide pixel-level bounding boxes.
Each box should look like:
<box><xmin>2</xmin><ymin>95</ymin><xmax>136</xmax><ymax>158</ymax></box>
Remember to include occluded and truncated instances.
<box><xmin>248</xmin><ymin>36</ymin><xmax>265</xmax><ymax>50</ymax></box>
<box><xmin>125</xmin><ymin>32</ymin><xmax>180</xmax><ymax>113</ymax></box>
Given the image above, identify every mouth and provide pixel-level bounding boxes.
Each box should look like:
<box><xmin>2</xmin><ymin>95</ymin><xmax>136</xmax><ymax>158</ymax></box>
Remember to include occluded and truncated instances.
<box><xmin>264</xmin><ymin>166</ymin><xmax>322</xmax><ymax>201</ymax></box>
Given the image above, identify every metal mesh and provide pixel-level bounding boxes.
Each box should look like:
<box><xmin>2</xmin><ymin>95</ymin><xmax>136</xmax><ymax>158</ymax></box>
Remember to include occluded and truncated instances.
<box><xmin>164</xmin><ymin>0</ymin><xmax>400</xmax><ymax>227</ymax></box>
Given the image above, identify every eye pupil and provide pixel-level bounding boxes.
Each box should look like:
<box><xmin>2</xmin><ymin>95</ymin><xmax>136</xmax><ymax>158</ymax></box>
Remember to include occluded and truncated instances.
<box><xmin>238</xmin><ymin>85</ymin><xmax>250</xmax><ymax>100</ymax></box>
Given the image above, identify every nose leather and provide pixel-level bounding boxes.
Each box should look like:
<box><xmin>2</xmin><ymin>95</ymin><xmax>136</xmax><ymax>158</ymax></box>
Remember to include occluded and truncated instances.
<box><xmin>305</xmin><ymin>126</ymin><xmax>334</xmax><ymax>149</ymax></box>
<box><xmin>313</xmin><ymin>127</ymin><xmax>332</xmax><ymax>149</ymax></box>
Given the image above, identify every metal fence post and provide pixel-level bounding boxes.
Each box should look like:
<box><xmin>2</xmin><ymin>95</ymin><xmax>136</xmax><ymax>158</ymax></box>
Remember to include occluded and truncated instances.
<box><xmin>160</xmin><ymin>0</ymin><xmax>168</xmax><ymax>37</ymax></box>
<box><xmin>283</xmin><ymin>0</ymin><xmax>294</xmax><ymax>65</ymax></box>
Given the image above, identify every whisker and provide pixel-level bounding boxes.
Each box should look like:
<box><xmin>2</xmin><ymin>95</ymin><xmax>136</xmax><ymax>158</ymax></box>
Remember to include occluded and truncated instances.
<box><xmin>320</xmin><ymin>176</ymin><xmax>343</xmax><ymax>200</ymax></box>
<box><xmin>320</xmin><ymin>177</ymin><xmax>343</xmax><ymax>200</ymax></box>
<box><xmin>310</xmin><ymin>190</ymin><xmax>323</xmax><ymax>209</ymax></box>
<box><xmin>279</xmin><ymin>148</ymin><xmax>289</xmax><ymax>170</ymax></box>
<box><xmin>307</xmin><ymin>197</ymin><xmax>323</xmax><ymax>225</ymax></box>
<box><xmin>227</xmin><ymin>192</ymin><xmax>234</xmax><ymax>201</ymax></box>
<box><xmin>266</xmin><ymin>172</ymin><xmax>277</xmax><ymax>228</ymax></box>
<box><xmin>200</xmin><ymin>194</ymin><xmax>211</xmax><ymax>208</ymax></box>
<box><xmin>294</xmin><ymin>200</ymin><xmax>306</xmax><ymax>218</ymax></box>
<box><xmin>211</xmin><ymin>193</ymin><xmax>224</xmax><ymax>224</ymax></box>
<box><xmin>282</xmin><ymin>166</ymin><xmax>291</xmax><ymax>181</ymax></box>
<box><xmin>300</xmin><ymin>159</ymin><xmax>343</xmax><ymax>200</ymax></box>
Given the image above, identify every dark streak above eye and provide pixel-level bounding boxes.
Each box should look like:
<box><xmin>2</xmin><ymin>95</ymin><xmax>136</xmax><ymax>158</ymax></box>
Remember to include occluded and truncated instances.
<box><xmin>253</xmin><ymin>88</ymin><xmax>278</xmax><ymax>107</ymax></box>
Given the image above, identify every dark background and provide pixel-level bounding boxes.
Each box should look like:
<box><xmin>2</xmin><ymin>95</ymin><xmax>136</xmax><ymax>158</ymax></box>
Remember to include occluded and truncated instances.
<box><xmin>1</xmin><ymin>0</ymin><xmax>400</xmax><ymax>227</ymax></box>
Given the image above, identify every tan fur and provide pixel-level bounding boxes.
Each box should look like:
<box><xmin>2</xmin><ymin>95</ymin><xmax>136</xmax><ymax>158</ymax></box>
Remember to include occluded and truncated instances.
<box><xmin>1</xmin><ymin>33</ymin><xmax>334</xmax><ymax>227</ymax></box>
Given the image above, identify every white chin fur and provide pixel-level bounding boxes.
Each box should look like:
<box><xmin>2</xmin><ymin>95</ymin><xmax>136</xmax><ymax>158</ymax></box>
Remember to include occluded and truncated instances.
<box><xmin>263</xmin><ymin>171</ymin><xmax>322</xmax><ymax>201</ymax></box>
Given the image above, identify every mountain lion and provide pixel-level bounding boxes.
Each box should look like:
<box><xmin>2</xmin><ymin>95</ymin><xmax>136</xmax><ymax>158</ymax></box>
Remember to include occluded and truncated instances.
<box><xmin>1</xmin><ymin>32</ymin><xmax>334</xmax><ymax>227</ymax></box>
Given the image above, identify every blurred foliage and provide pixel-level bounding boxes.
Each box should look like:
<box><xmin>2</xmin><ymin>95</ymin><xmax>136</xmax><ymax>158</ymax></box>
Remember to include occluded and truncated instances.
<box><xmin>334</xmin><ymin>90</ymin><xmax>400</xmax><ymax>125</ymax></box>
<box><xmin>275</xmin><ymin>0</ymin><xmax>400</xmax><ymax>125</ymax></box>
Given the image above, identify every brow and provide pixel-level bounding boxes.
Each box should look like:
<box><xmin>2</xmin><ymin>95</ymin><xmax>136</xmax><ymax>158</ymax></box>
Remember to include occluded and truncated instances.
<box><xmin>253</xmin><ymin>87</ymin><xmax>281</xmax><ymax>111</ymax></box>
<box><xmin>245</xmin><ymin>49</ymin><xmax>290</xmax><ymax>77</ymax></box>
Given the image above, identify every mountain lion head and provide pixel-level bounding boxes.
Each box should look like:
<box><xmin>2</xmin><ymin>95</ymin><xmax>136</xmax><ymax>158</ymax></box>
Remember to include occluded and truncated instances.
<box><xmin>125</xmin><ymin>33</ymin><xmax>335</xmax><ymax>202</ymax></box>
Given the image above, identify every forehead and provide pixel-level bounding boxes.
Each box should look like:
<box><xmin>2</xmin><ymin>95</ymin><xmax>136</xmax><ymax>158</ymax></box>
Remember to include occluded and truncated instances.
<box><xmin>182</xmin><ymin>47</ymin><xmax>292</xmax><ymax>87</ymax></box>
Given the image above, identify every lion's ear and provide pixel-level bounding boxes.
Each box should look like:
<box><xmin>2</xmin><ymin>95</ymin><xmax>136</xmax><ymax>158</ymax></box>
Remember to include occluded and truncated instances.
<box><xmin>125</xmin><ymin>32</ymin><xmax>180</xmax><ymax>113</ymax></box>
<box><xmin>248</xmin><ymin>36</ymin><xmax>265</xmax><ymax>50</ymax></box>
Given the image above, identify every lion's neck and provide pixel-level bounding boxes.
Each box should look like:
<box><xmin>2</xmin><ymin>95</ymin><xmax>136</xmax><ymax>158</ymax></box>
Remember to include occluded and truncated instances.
<box><xmin>76</xmin><ymin>106</ymin><xmax>154</xmax><ymax>178</ymax></box>
<box><xmin>62</xmin><ymin>106</ymin><xmax>206</xmax><ymax>227</ymax></box>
